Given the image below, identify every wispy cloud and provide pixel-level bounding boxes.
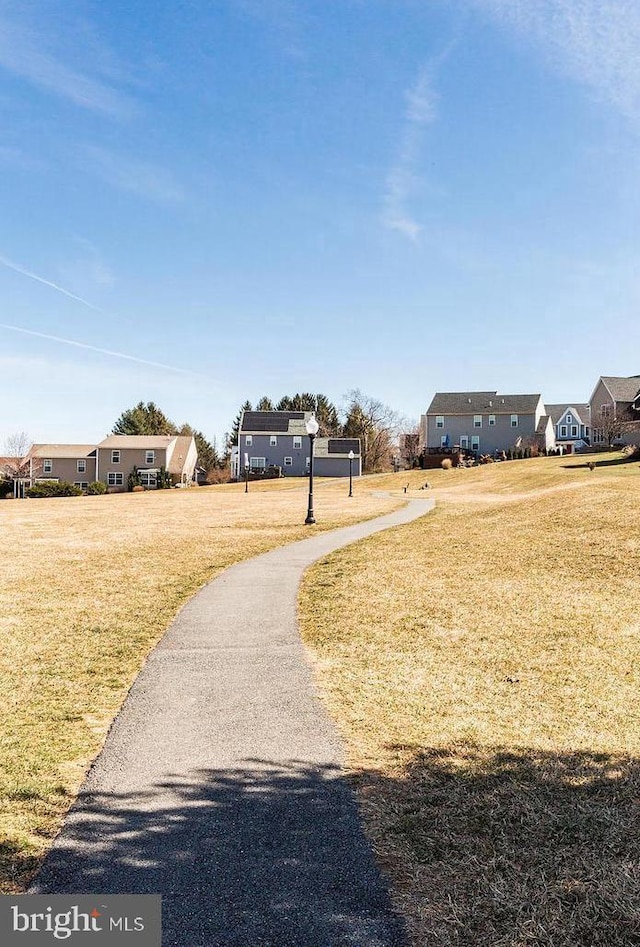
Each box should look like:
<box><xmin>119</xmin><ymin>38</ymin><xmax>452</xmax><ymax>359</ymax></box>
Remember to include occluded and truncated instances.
<box><xmin>0</xmin><ymin>9</ymin><xmax>135</xmax><ymax>118</ymax></box>
<box><xmin>0</xmin><ymin>254</ymin><xmax>104</xmax><ymax>311</ymax></box>
<box><xmin>81</xmin><ymin>145</ymin><xmax>185</xmax><ymax>204</ymax></box>
<box><xmin>468</xmin><ymin>0</ymin><xmax>640</xmax><ymax>121</ymax></box>
<box><xmin>0</xmin><ymin>324</ymin><xmax>203</xmax><ymax>377</ymax></box>
<box><xmin>383</xmin><ymin>67</ymin><xmax>439</xmax><ymax>241</ymax></box>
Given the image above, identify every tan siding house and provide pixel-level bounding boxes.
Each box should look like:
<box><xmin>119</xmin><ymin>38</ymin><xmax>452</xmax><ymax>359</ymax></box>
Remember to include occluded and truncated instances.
<box><xmin>96</xmin><ymin>435</ymin><xmax>197</xmax><ymax>491</ymax></box>
<box><xmin>29</xmin><ymin>445</ymin><xmax>97</xmax><ymax>488</ymax></box>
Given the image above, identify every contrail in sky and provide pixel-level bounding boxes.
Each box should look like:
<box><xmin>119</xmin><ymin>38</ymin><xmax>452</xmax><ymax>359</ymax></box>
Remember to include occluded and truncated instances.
<box><xmin>0</xmin><ymin>323</ymin><xmax>201</xmax><ymax>377</ymax></box>
<box><xmin>0</xmin><ymin>254</ymin><xmax>104</xmax><ymax>312</ymax></box>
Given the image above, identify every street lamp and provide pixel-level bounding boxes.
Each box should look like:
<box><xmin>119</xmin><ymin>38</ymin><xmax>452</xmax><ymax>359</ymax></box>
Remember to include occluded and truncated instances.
<box><xmin>305</xmin><ymin>415</ymin><xmax>319</xmax><ymax>524</ymax></box>
<box><xmin>348</xmin><ymin>449</ymin><xmax>354</xmax><ymax>497</ymax></box>
<box><xmin>244</xmin><ymin>452</ymin><xmax>249</xmax><ymax>493</ymax></box>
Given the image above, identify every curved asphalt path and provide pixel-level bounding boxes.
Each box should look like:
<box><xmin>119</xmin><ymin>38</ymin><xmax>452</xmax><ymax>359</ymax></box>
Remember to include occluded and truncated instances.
<box><xmin>32</xmin><ymin>496</ymin><xmax>435</xmax><ymax>946</ymax></box>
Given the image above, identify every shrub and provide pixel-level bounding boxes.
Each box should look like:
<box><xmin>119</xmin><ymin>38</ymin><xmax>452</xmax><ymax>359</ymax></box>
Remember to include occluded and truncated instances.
<box><xmin>26</xmin><ymin>480</ymin><xmax>82</xmax><ymax>498</ymax></box>
<box><xmin>441</xmin><ymin>458</ymin><xmax>453</xmax><ymax>470</ymax></box>
<box><xmin>205</xmin><ymin>468</ymin><xmax>233</xmax><ymax>485</ymax></box>
<box><xmin>127</xmin><ymin>466</ymin><xmax>142</xmax><ymax>492</ymax></box>
<box><xmin>0</xmin><ymin>479</ymin><xmax>13</xmax><ymax>498</ymax></box>
<box><xmin>86</xmin><ymin>481</ymin><xmax>107</xmax><ymax>495</ymax></box>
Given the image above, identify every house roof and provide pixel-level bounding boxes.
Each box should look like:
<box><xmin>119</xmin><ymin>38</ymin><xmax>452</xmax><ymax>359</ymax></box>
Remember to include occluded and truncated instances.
<box><xmin>167</xmin><ymin>436</ymin><xmax>195</xmax><ymax>475</ymax></box>
<box><xmin>600</xmin><ymin>376</ymin><xmax>640</xmax><ymax>403</ymax></box>
<box><xmin>327</xmin><ymin>438</ymin><xmax>360</xmax><ymax>456</ymax></box>
<box><xmin>240</xmin><ymin>410</ymin><xmax>310</xmax><ymax>433</ymax></box>
<box><xmin>535</xmin><ymin>415</ymin><xmax>550</xmax><ymax>434</ymax></box>
<box><xmin>545</xmin><ymin>404</ymin><xmax>590</xmax><ymax>425</ymax></box>
<box><xmin>97</xmin><ymin>435</ymin><xmax>175</xmax><ymax>449</ymax></box>
<box><xmin>427</xmin><ymin>392</ymin><xmax>541</xmax><ymax>414</ymax></box>
<box><xmin>30</xmin><ymin>444</ymin><xmax>97</xmax><ymax>458</ymax></box>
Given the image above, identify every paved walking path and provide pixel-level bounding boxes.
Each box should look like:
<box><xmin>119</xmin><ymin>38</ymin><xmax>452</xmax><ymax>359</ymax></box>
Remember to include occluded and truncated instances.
<box><xmin>32</xmin><ymin>497</ymin><xmax>434</xmax><ymax>946</ymax></box>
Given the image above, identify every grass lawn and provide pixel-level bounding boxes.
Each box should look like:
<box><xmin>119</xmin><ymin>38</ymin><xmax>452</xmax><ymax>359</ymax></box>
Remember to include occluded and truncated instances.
<box><xmin>299</xmin><ymin>453</ymin><xmax>640</xmax><ymax>946</ymax></box>
<box><xmin>0</xmin><ymin>477</ymin><xmax>402</xmax><ymax>893</ymax></box>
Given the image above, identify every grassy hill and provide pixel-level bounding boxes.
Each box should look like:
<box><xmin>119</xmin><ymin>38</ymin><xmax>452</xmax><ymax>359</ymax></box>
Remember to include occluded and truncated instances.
<box><xmin>299</xmin><ymin>453</ymin><xmax>640</xmax><ymax>946</ymax></box>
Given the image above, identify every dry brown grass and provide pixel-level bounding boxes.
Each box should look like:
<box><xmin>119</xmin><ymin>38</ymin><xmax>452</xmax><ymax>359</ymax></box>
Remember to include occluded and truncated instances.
<box><xmin>299</xmin><ymin>453</ymin><xmax>640</xmax><ymax>946</ymax></box>
<box><xmin>0</xmin><ymin>477</ymin><xmax>402</xmax><ymax>893</ymax></box>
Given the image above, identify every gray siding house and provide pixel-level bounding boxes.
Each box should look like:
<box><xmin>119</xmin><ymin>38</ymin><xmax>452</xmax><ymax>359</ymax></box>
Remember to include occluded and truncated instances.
<box><xmin>546</xmin><ymin>404</ymin><xmax>591</xmax><ymax>451</ymax></box>
<box><xmin>589</xmin><ymin>375</ymin><xmax>640</xmax><ymax>447</ymax></box>
<box><xmin>423</xmin><ymin>391</ymin><xmax>555</xmax><ymax>455</ymax></box>
<box><xmin>232</xmin><ymin>410</ymin><xmax>361</xmax><ymax>478</ymax></box>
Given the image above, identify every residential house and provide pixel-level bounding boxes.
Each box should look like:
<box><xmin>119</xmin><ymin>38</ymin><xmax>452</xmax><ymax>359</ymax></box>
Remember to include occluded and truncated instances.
<box><xmin>232</xmin><ymin>410</ymin><xmax>361</xmax><ymax>478</ymax></box>
<box><xmin>95</xmin><ymin>435</ymin><xmax>198</xmax><ymax>491</ymax></box>
<box><xmin>546</xmin><ymin>404</ymin><xmax>591</xmax><ymax>452</ymax></box>
<box><xmin>28</xmin><ymin>445</ymin><xmax>97</xmax><ymax>490</ymax></box>
<box><xmin>589</xmin><ymin>375</ymin><xmax>640</xmax><ymax>447</ymax></box>
<box><xmin>423</xmin><ymin>391</ymin><xmax>556</xmax><ymax>455</ymax></box>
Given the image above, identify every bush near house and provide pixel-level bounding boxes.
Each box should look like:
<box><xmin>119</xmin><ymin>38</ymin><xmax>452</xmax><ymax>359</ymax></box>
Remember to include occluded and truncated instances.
<box><xmin>86</xmin><ymin>481</ymin><xmax>107</xmax><ymax>495</ymax></box>
<box><xmin>0</xmin><ymin>480</ymin><xmax>13</xmax><ymax>498</ymax></box>
<box><xmin>26</xmin><ymin>481</ymin><xmax>83</xmax><ymax>498</ymax></box>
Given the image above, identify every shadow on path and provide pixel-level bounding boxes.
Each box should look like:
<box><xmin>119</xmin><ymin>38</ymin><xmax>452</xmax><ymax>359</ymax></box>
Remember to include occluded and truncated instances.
<box><xmin>32</xmin><ymin>760</ymin><xmax>406</xmax><ymax>947</ymax></box>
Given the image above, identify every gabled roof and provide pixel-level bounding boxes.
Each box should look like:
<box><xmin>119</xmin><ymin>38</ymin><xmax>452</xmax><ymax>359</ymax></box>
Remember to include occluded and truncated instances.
<box><xmin>600</xmin><ymin>376</ymin><xmax>640</xmax><ymax>403</ymax></box>
<box><xmin>97</xmin><ymin>435</ymin><xmax>174</xmax><ymax>449</ymax></box>
<box><xmin>167</xmin><ymin>436</ymin><xmax>195</xmax><ymax>475</ymax></box>
<box><xmin>30</xmin><ymin>444</ymin><xmax>97</xmax><ymax>458</ymax></box>
<box><xmin>545</xmin><ymin>404</ymin><xmax>590</xmax><ymax>425</ymax></box>
<box><xmin>426</xmin><ymin>392</ymin><xmax>541</xmax><ymax>414</ymax></box>
<box><xmin>240</xmin><ymin>410</ymin><xmax>310</xmax><ymax>434</ymax></box>
<box><xmin>535</xmin><ymin>415</ymin><xmax>551</xmax><ymax>434</ymax></box>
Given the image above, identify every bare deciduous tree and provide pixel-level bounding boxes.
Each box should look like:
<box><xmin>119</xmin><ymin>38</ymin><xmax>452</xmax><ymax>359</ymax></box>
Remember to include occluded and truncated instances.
<box><xmin>342</xmin><ymin>390</ymin><xmax>400</xmax><ymax>473</ymax></box>
<box><xmin>1</xmin><ymin>432</ymin><xmax>39</xmax><ymax>497</ymax></box>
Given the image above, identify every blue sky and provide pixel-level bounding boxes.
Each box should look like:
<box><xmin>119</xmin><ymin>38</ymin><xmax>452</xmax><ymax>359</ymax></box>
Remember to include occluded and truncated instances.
<box><xmin>1</xmin><ymin>0</ymin><xmax>639</xmax><ymax>447</ymax></box>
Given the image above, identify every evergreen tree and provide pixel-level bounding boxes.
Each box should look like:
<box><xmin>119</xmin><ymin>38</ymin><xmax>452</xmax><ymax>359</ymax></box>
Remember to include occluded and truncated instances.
<box><xmin>112</xmin><ymin>402</ymin><xmax>177</xmax><ymax>436</ymax></box>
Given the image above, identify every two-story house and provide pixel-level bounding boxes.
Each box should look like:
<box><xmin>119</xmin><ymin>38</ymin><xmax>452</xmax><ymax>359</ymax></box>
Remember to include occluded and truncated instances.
<box><xmin>95</xmin><ymin>435</ymin><xmax>198</xmax><ymax>491</ymax></box>
<box><xmin>29</xmin><ymin>445</ymin><xmax>98</xmax><ymax>490</ymax></box>
<box><xmin>231</xmin><ymin>410</ymin><xmax>361</xmax><ymax>478</ymax></box>
<box><xmin>546</xmin><ymin>404</ymin><xmax>591</xmax><ymax>452</ymax></box>
<box><xmin>589</xmin><ymin>375</ymin><xmax>640</xmax><ymax>447</ymax></box>
<box><xmin>423</xmin><ymin>391</ymin><xmax>555</xmax><ymax>455</ymax></box>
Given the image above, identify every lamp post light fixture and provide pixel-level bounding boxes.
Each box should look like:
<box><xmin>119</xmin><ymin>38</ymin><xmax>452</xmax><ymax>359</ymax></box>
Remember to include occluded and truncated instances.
<box><xmin>305</xmin><ymin>415</ymin><xmax>319</xmax><ymax>524</ymax></box>
<box><xmin>244</xmin><ymin>452</ymin><xmax>249</xmax><ymax>493</ymax></box>
<box><xmin>348</xmin><ymin>449</ymin><xmax>354</xmax><ymax>497</ymax></box>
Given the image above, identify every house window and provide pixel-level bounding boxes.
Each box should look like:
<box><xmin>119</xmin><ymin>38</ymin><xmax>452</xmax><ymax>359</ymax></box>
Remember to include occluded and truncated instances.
<box><xmin>566</xmin><ymin>414</ymin><xmax>573</xmax><ymax>424</ymax></box>
<box><xmin>74</xmin><ymin>482</ymin><xmax>88</xmax><ymax>490</ymax></box>
<box><xmin>284</xmin><ymin>457</ymin><xmax>293</xmax><ymax>466</ymax></box>
<box><xmin>111</xmin><ymin>450</ymin><xmax>120</xmax><ymax>464</ymax></box>
<box><xmin>245</xmin><ymin>435</ymin><xmax>253</xmax><ymax>446</ymax></box>
<box><xmin>571</xmin><ymin>425</ymin><xmax>578</xmax><ymax>437</ymax></box>
<box><xmin>560</xmin><ymin>425</ymin><xmax>567</xmax><ymax>437</ymax></box>
<box><xmin>440</xmin><ymin>435</ymin><xmax>448</xmax><ymax>447</ymax></box>
<box><xmin>139</xmin><ymin>471</ymin><xmax>157</xmax><ymax>487</ymax></box>
<box><xmin>107</xmin><ymin>472</ymin><xmax>124</xmax><ymax>486</ymax></box>
<box><xmin>586</xmin><ymin>427</ymin><xmax>590</xmax><ymax>437</ymax></box>
<box><xmin>435</xmin><ymin>416</ymin><xmax>444</xmax><ymax>428</ymax></box>
<box><xmin>474</xmin><ymin>415</ymin><xmax>482</xmax><ymax>427</ymax></box>
<box><xmin>488</xmin><ymin>415</ymin><xmax>495</xmax><ymax>426</ymax></box>
<box><xmin>43</xmin><ymin>459</ymin><xmax>53</xmax><ymax>473</ymax></box>
<box><xmin>249</xmin><ymin>457</ymin><xmax>266</xmax><ymax>470</ymax></box>
<box><xmin>145</xmin><ymin>450</ymin><xmax>155</xmax><ymax>464</ymax></box>
<box><xmin>471</xmin><ymin>436</ymin><xmax>480</xmax><ymax>451</ymax></box>
<box><xmin>601</xmin><ymin>404</ymin><xmax>612</xmax><ymax>417</ymax></box>
<box><xmin>293</xmin><ymin>436</ymin><xmax>302</xmax><ymax>449</ymax></box>
<box><xmin>77</xmin><ymin>459</ymin><xmax>86</xmax><ymax>473</ymax></box>
<box><xmin>511</xmin><ymin>415</ymin><xmax>518</xmax><ymax>427</ymax></box>
<box><xmin>270</xmin><ymin>435</ymin><xmax>277</xmax><ymax>447</ymax></box>
<box><xmin>460</xmin><ymin>435</ymin><xmax>469</xmax><ymax>449</ymax></box>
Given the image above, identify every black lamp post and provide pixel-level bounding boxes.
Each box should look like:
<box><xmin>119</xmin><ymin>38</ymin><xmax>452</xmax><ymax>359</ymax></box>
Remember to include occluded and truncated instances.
<box><xmin>348</xmin><ymin>449</ymin><xmax>354</xmax><ymax>497</ymax></box>
<box><xmin>305</xmin><ymin>415</ymin><xmax>319</xmax><ymax>524</ymax></box>
<box><xmin>244</xmin><ymin>452</ymin><xmax>249</xmax><ymax>493</ymax></box>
